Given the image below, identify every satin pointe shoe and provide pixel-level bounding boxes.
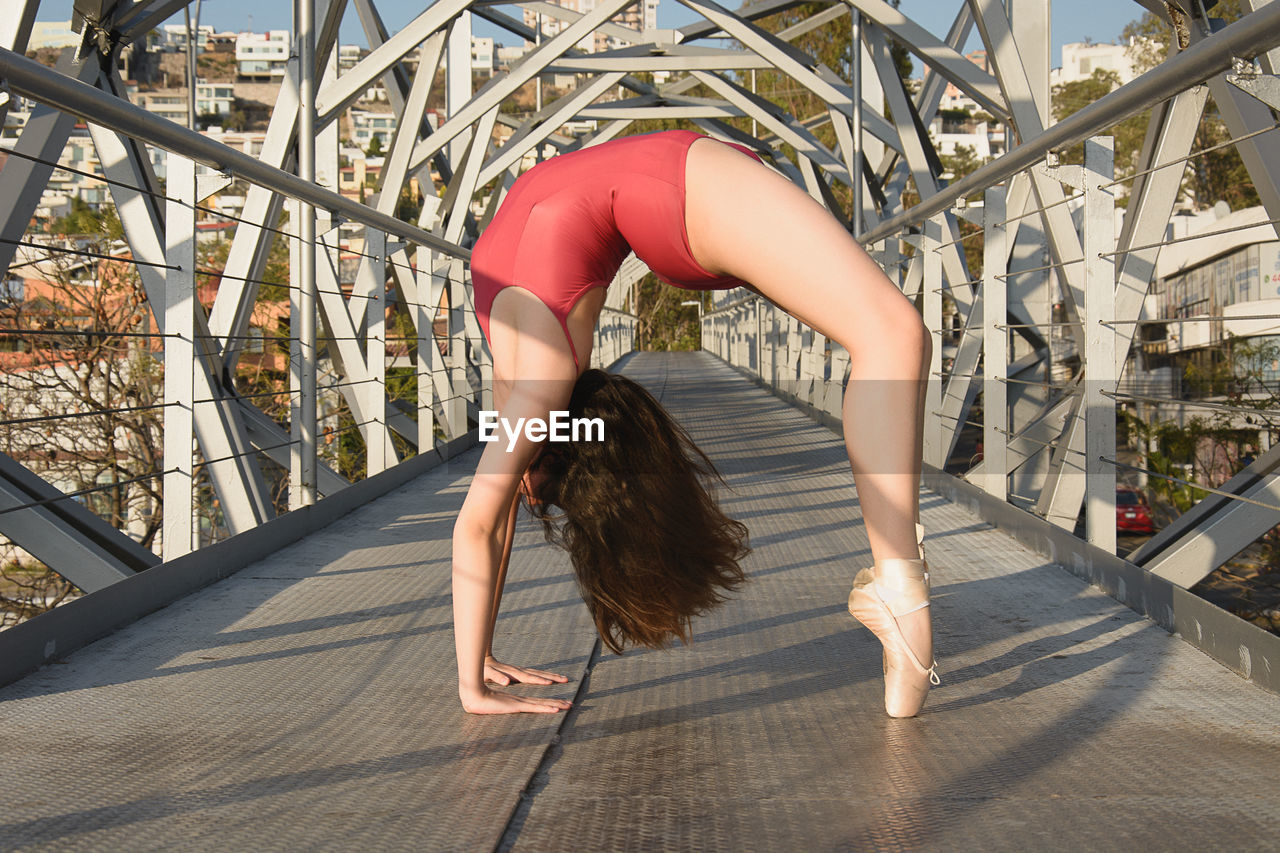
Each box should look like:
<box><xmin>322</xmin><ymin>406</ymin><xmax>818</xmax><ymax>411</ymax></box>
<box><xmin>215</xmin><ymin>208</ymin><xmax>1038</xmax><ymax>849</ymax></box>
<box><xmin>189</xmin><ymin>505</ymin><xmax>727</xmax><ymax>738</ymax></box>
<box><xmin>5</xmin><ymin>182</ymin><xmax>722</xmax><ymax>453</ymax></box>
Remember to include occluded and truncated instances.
<box><xmin>848</xmin><ymin>525</ymin><xmax>939</xmax><ymax>718</ymax></box>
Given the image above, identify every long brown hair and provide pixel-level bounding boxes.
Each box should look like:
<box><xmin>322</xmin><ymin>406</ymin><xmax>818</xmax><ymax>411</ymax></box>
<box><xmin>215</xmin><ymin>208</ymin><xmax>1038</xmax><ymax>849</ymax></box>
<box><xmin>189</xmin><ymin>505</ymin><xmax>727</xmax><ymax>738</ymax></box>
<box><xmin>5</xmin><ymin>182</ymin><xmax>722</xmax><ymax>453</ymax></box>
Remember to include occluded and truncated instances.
<box><xmin>525</xmin><ymin>369</ymin><xmax>750</xmax><ymax>654</ymax></box>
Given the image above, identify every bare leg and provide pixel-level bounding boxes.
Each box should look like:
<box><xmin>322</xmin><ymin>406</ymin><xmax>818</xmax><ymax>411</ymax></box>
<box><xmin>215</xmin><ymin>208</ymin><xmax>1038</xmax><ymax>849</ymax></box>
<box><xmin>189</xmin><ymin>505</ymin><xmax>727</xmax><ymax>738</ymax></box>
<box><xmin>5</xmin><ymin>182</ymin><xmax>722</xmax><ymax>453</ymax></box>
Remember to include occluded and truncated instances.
<box><xmin>685</xmin><ymin>139</ymin><xmax>933</xmax><ymax>708</ymax></box>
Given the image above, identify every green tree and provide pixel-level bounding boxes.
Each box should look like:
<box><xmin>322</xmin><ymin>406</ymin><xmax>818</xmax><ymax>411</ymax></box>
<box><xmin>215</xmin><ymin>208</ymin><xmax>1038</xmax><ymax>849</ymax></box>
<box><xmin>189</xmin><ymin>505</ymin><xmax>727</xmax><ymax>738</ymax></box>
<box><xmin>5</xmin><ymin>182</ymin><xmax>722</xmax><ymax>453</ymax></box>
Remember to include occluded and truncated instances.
<box><xmin>1119</xmin><ymin>0</ymin><xmax>1258</xmax><ymax>210</ymax></box>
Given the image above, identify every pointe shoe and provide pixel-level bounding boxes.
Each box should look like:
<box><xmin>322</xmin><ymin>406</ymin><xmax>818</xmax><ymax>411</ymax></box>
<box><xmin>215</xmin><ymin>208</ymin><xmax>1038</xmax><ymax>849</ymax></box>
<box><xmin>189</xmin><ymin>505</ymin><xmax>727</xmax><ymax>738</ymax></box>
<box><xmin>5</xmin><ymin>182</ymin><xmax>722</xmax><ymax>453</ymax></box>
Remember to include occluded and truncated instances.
<box><xmin>849</xmin><ymin>526</ymin><xmax>939</xmax><ymax>718</ymax></box>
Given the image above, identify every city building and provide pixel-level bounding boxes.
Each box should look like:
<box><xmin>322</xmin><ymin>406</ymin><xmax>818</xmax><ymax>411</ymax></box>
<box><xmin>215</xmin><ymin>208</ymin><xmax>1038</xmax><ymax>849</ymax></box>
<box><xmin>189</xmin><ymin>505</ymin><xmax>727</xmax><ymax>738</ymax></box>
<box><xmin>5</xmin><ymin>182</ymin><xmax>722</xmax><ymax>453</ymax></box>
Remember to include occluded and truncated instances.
<box><xmin>158</xmin><ymin>23</ymin><xmax>215</xmax><ymax>52</ymax></box>
<box><xmin>471</xmin><ymin>37</ymin><xmax>495</xmax><ymax>73</ymax></box>
<box><xmin>1050</xmin><ymin>40</ymin><xmax>1141</xmax><ymax>87</ymax></box>
<box><xmin>338</xmin><ymin>44</ymin><xmax>363</xmax><ymax>72</ymax></box>
<box><xmin>348</xmin><ymin>110</ymin><xmax>398</xmax><ymax>152</ymax></box>
<box><xmin>236</xmin><ymin>31</ymin><xmax>290</xmax><ymax>79</ymax></box>
<box><xmin>1125</xmin><ymin>205</ymin><xmax>1280</xmax><ymax>449</ymax></box>
<box><xmin>27</xmin><ymin>21</ymin><xmax>81</xmax><ymax>50</ymax></box>
<box><xmin>136</xmin><ymin>83</ymin><xmax>236</xmax><ymax>127</ymax></box>
<box><xmin>522</xmin><ymin>0</ymin><xmax>660</xmax><ymax>53</ymax></box>
<box><xmin>937</xmin><ymin>51</ymin><xmax>991</xmax><ymax>114</ymax></box>
<box><xmin>928</xmin><ymin>114</ymin><xmax>1007</xmax><ymax>160</ymax></box>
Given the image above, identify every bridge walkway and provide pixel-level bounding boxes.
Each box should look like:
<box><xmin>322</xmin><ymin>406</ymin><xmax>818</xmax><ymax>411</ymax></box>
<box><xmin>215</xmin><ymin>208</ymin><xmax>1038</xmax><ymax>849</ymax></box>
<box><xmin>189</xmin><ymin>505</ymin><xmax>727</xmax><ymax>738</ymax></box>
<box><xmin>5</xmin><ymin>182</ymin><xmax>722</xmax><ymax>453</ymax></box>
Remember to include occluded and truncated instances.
<box><xmin>1</xmin><ymin>352</ymin><xmax>1276</xmax><ymax>851</ymax></box>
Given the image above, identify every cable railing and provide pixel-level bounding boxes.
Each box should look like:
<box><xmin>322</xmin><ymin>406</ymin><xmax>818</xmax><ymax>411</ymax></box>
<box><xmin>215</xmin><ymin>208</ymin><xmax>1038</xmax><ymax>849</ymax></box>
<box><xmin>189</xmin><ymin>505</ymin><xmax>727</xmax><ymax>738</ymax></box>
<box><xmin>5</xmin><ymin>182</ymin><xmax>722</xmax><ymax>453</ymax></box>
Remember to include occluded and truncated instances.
<box><xmin>0</xmin><ymin>43</ymin><xmax>643</xmax><ymax>621</ymax></box>
<box><xmin>703</xmin><ymin>3</ymin><xmax>1280</xmax><ymax>604</ymax></box>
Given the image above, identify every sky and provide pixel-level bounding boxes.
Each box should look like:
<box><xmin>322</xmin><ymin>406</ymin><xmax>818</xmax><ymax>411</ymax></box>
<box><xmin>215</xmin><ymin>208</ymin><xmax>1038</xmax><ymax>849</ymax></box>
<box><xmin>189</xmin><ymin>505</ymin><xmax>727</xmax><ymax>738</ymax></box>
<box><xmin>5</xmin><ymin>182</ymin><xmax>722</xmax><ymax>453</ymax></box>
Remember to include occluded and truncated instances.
<box><xmin>37</xmin><ymin>0</ymin><xmax>1153</xmax><ymax>69</ymax></box>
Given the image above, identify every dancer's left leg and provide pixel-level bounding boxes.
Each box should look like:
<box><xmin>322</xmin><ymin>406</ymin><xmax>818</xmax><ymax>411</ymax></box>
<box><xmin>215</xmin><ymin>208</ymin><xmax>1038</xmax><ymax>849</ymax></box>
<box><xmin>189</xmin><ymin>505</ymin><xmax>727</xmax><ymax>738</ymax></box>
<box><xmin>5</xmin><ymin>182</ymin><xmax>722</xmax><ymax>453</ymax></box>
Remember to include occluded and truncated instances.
<box><xmin>684</xmin><ymin>139</ymin><xmax>935</xmax><ymax>715</ymax></box>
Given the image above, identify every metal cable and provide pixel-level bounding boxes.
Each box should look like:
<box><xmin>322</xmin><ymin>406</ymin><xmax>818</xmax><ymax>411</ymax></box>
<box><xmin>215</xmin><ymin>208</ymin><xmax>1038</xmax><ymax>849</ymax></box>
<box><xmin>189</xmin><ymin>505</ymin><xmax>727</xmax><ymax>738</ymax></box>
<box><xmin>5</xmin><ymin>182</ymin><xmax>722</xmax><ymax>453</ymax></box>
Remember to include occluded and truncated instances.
<box><xmin>995</xmin><ymin>257</ymin><xmax>1085</xmax><ymax>279</ymax></box>
<box><xmin>1102</xmin><ymin>122</ymin><xmax>1280</xmax><ymax>189</ymax></box>
<box><xmin>0</xmin><ymin>402</ymin><xmax>173</xmax><ymax>428</ymax></box>
<box><xmin>196</xmin><ymin>438</ymin><xmax>298</xmax><ymax>468</ymax></box>
<box><xmin>0</xmin><ymin>145</ymin><xmax>160</xmax><ymax>199</ymax></box>
<box><xmin>1103</xmin><ymin>456</ymin><xmax>1280</xmax><ymax>513</ymax></box>
<box><xmin>931</xmin><ymin>278</ymin><xmax>982</xmax><ymax>292</ymax></box>
<box><xmin>1104</xmin><ymin>217</ymin><xmax>1280</xmax><ymax>258</ymax></box>
<box><xmin>0</xmin><ymin>328</ymin><xmax>172</xmax><ymax>339</ymax></box>
<box><xmin>995</xmin><ymin>192</ymin><xmax>1080</xmax><ymax>226</ymax></box>
<box><xmin>0</xmin><ymin>468</ymin><xmax>173</xmax><ymax>518</ymax></box>
<box><xmin>192</xmin><ymin>387</ymin><xmax>296</xmax><ymax>405</ymax></box>
<box><xmin>0</xmin><ymin>237</ymin><xmax>182</xmax><ymax>271</ymax></box>
<box><xmin>1104</xmin><ymin>389</ymin><xmax>1280</xmax><ymax>418</ymax></box>
<box><xmin>931</xmin><ymin>229</ymin><xmax>987</xmax><ymax>250</ymax></box>
<box><xmin>1104</xmin><ymin>313</ymin><xmax>1280</xmax><ymax>325</ymax></box>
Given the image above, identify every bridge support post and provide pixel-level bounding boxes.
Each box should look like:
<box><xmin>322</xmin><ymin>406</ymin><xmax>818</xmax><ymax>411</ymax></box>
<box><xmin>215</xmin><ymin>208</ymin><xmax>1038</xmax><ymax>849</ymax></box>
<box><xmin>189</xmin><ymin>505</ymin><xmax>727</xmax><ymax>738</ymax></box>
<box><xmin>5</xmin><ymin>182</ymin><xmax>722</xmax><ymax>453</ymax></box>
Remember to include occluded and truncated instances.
<box><xmin>1083</xmin><ymin>137</ymin><xmax>1117</xmax><ymax>554</ymax></box>
<box><xmin>163</xmin><ymin>155</ymin><xmax>196</xmax><ymax>559</ymax></box>
<box><xmin>292</xmin><ymin>0</ymin><xmax>319</xmax><ymax>509</ymax></box>
<box><xmin>922</xmin><ymin>215</ymin><xmax>945</xmax><ymax>468</ymax></box>
<box><xmin>365</xmin><ymin>229</ymin><xmax>388</xmax><ymax>477</ymax></box>
<box><xmin>983</xmin><ymin>185</ymin><xmax>1008</xmax><ymax>501</ymax></box>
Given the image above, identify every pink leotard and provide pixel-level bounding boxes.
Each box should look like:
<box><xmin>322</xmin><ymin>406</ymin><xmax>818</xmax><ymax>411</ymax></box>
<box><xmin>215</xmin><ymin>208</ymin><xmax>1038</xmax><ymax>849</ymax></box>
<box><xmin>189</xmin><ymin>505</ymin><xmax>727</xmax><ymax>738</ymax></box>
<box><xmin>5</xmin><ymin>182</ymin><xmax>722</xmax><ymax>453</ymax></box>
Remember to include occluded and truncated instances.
<box><xmin>470</xmin><ymin>130</ymin><xmax>763</xmax><ymax>367</ymax></box>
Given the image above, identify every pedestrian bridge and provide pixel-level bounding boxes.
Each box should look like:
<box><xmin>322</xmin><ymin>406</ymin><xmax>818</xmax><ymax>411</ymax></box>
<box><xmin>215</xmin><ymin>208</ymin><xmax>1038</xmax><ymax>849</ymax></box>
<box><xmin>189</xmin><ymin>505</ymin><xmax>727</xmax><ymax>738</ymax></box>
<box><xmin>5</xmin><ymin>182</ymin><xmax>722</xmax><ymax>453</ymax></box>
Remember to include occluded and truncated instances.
<box><xmin>2</xmin><ymin>352</ymin><xmax>1275</xmax><ymax>851</ymax></box>
<box><xmin>4</xmin><ymin>0</ymin><xmax>1280</xmax><ymax>847</ymax></box>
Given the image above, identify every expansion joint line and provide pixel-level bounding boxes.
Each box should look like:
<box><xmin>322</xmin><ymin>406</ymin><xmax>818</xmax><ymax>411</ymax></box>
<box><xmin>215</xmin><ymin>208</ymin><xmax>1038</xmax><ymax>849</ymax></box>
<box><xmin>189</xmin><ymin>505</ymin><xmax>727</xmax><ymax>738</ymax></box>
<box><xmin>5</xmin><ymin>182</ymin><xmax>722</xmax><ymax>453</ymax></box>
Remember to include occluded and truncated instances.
<box><xmin>494</xmin><ymin>637</ymin><xmax>603</xmax><ymax>853</ymax></box>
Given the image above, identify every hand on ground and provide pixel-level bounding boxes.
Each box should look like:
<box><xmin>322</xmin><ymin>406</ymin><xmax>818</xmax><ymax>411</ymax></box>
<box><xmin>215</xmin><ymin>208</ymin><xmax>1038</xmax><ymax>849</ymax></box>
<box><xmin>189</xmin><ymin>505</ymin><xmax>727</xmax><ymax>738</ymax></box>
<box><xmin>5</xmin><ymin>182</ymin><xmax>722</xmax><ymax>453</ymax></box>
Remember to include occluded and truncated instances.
<box><xmin>461</xmin><ymin>686</ymin><xmax>572</xmax><ymax>715</ymax></box>
<box><xmin>484</xmin><ymin>656</ymin><xmax>570</xmax><ymax>687</ymax></box>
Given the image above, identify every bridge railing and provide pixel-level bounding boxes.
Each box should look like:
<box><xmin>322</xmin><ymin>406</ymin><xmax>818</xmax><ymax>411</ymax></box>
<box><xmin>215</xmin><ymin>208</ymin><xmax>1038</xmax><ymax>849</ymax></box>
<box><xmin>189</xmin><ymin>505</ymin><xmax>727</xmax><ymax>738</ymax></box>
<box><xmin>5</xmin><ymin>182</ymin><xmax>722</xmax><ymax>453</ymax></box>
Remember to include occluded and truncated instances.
<box><xmin>0</xmin><ymin>40</ymin><xmax>638</xmax><ymax>623</ymax></box>
<box><xmin>705</xmin><ymin>4</ymin><xmax>1280</xmax><ymax>612</ymax></box>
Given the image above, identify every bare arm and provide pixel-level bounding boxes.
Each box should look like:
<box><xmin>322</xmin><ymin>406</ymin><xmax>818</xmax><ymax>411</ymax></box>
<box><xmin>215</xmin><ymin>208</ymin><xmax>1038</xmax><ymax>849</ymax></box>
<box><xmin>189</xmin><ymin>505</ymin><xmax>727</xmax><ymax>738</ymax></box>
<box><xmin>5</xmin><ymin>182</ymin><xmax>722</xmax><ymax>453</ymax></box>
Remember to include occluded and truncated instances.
<box><xmin>452</xmin><ymin>382</ymin><xmax>574</xmax><ymax>714</ymax></box>
<box><xmin>481</xmin><ymin>492</ymin><xmax>569</xmax><ymax>687</ymax></box>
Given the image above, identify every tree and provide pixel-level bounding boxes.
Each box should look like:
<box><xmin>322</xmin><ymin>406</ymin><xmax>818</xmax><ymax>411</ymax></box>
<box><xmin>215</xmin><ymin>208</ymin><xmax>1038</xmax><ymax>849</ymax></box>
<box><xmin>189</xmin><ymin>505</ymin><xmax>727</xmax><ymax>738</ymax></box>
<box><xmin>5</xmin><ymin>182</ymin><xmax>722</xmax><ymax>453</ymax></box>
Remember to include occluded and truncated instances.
<box><xmin>366</xmin><ymin>134</ymin><xmax>385</xmax><ymax>158</ymax></box>
<box><xmin>1</xmin><ymin>219</ymin><xmax>164</xmax><ymax>625</ymax></box>
<box><xmin>634</xmin><ymin>275</ymin><xmax>705</xmax><ymax>352</ymax></box>
<box><xmin>1051</xmin><ymin>69</ymin><xmax>1150</xmax><ymax>187</ymax></box>
<box><xmin>1119</xmin><ymin>0</ymin><xmax>1259</xmax><ymax>210</ymax></box>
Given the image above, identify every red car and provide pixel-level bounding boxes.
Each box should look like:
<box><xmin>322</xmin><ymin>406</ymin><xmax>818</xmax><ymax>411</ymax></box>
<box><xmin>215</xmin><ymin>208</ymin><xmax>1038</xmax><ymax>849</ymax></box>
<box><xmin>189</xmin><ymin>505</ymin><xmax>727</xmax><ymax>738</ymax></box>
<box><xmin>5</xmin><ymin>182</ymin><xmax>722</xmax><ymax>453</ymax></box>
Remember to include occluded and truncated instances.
<box><xmin>1116</xmin><ymin>487</ymin><xmax>1155</xmax><ymax>534</ymax></box>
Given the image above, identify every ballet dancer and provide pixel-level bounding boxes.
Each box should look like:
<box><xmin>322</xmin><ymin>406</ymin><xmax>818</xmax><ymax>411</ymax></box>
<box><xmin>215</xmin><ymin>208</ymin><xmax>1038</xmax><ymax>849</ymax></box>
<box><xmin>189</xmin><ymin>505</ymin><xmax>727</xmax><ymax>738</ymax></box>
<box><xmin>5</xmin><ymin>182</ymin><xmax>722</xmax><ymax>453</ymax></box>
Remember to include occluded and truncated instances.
<box><xmin>452</xmin><ymin>129</ymin><xmax>937</xmax><ymax>718</ymax></box>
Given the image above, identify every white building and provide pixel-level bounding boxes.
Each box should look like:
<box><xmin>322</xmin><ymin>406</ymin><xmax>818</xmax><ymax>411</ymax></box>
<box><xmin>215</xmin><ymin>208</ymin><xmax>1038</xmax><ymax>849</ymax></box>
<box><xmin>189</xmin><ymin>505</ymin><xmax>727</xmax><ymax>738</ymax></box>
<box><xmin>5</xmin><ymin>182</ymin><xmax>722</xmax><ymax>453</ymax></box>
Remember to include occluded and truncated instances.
<box><xmin>1050</xmin><ymin>41</ymin><xmax>1140</xmax><ymax>87</ymax></box>
<box><xmin>27</xmin><ymin>22</ymin><xmax>80</xmax><ymax>50</ymax></box>
<box><xmin>496</xmin><ymin>44</ymin><xmax>529</xmax><ymax>69</ymax></box>
<box><xmin>349</xmin><ymin>110</ymin><xmax>398</xmax><ymax>151</ymax></box>
<box><xmin>471</xmin><ymin>37</ymin><xmax>495</xmax><ymax>72</ymax></box>
<box><xmin>135</xmin><ymin>83</ymin><xmax>235</xmax><ymax>127</ymax></box>
<box><xmin>159</xmin><ymin>23</ymin><xmax>215</xmax><ymax>52</ymax></box>
<box><xmin>929</xmin><ymin>117</ymin><xmax>1006</xmax><ymax>161</ymax></box>
<box><xmin>339</xmin><ymin>45</ymin><xmax>363</xmax><ymax>72</ymax></box>
<box><xmin>236</xmin><ymin>31</ymin><xmax>290</xmax><ymax>79</ymax></box>
<box><xmin>523</xmin><ymin>0</ymin><xmax>660</xmax><ymax>53</ymax></box>
<box><xmin>1127</xmin><ymin>206</ymin><xmax>1280</xmax><ymax>431</ymax></box>
<box><xmin>937</xmin><ymin>50</ymin><xmax>991</xmax><ymax>114</ymax></box>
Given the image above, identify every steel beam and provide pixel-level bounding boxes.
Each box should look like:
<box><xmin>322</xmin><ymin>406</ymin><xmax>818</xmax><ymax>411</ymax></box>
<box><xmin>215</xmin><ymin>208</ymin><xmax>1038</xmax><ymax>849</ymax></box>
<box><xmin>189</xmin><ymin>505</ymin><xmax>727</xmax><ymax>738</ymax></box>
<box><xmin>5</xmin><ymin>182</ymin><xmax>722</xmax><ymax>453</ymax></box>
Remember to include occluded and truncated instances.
<box><xmin>296</xmin><ymin>1</ymin><xmax>319</xmax><ymax>509</ymax></box>
<box><xmin>477</xmin><ymin>72</ymin><xmax>625</xmax><ymax>187</ymax></box>
<box><xmin>1208</xmin><ymin>72</ymin><xmax>1280</xmax><ymax>240</ymax></box>
<box><xmin>0</xmin><ymin>46</ymin><xmax>467</xmax><ymax>260</ymax></box>
<box><xmin>0</xmin><ymin>0</ymin><xmax>39</xmax><ymax>55</ymax></box>
<box><xmin>859</xmin><ymin>0</ymin><xmax>1280</xmax><ymax>245</ymax></box>
<box><xmin>1082</xmin><ymin>137</ymin><xmax>1117</xmax><ymax>554</ymax></box>
<box><xmin>407</xmin><ymin>0</ymin><xmax>642</xmax><ymax>173</ymax></box>
<box><xmin>843</xmin><ymin>0</ymin><xmax>1009</xmax><ymax>121</ymax></box>
<box><xmin>1133</xmin><ymin>443</ymin><xmax>1280</xmax><ymax>587</ymax></box>
<box><xmin>315</xmin><ymin>0</ymin><xmax>470</xmax><ymax>126</ymax></box>
<box><xmin>0</xmin><ymin>452</ymin><xmax>158</xmax><ymax>592</ymax></box>
<box><xmin>163</xmin><ymin>154</ymin><xmax>197</xmax><ymax>559</ymax></box>
<box><xmin>983</xmin><ymin>185</ymin><xmax>1009</xmax><ymax>500</ymax></box>
<box><xmin>0</xmin><ymin>50</ymin><xmax>101</xmax><ymax>280</ymax></box>
<box><xmin>88</xmin><ymin>78</ymin><xmax>275</xmax><ymax>534</ymax></box>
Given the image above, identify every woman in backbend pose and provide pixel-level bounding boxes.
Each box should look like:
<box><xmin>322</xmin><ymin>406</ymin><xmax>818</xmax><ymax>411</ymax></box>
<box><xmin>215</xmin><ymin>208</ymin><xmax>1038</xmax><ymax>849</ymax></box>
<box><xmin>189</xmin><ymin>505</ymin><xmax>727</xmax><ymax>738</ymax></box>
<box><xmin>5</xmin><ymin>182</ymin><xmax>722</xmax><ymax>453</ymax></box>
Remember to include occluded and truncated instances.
<box><xmin>453</xmin><ymin>130</ymin><xmax>938</xmax><ymax>718</ymax></box>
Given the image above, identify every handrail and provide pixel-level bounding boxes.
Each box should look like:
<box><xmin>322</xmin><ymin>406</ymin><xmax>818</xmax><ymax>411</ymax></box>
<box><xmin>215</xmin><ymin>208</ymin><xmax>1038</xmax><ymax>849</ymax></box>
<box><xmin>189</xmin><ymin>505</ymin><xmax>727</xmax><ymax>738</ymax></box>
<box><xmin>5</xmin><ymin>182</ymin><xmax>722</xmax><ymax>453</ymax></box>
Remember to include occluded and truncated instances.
<box><xmin>0</xmin><ymin>46</ymin><xmax>469</xmax><ymax>261</ymax></box>
<box><xmin>857</xmin><ymin>1</ymin><xmax>1280</xmax><ymax>245</ymax></box>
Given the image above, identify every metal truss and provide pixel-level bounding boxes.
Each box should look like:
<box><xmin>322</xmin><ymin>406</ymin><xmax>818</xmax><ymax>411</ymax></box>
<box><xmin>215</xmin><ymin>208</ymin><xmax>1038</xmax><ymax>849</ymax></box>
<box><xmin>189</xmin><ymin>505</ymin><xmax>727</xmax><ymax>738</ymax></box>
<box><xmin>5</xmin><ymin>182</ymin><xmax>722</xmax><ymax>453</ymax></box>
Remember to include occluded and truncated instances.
<box><xmin>1</xmin><ymin>0</ymin><xmax>1279</xmax><ymax>602</ymax></box>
